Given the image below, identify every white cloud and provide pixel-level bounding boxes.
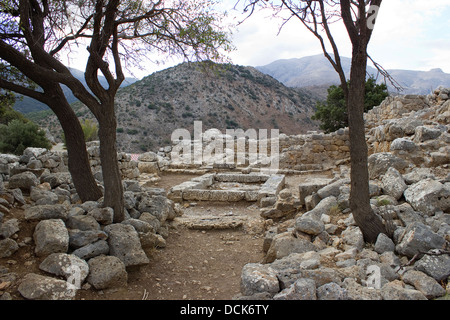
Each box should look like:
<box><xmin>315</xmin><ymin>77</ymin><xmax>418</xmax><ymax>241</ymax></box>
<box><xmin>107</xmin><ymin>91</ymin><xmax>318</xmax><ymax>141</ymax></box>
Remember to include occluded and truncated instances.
<box><xmin>226</xmin><ymin>0</ymin><xmax>450</xmax><ymax>73</ymax></box>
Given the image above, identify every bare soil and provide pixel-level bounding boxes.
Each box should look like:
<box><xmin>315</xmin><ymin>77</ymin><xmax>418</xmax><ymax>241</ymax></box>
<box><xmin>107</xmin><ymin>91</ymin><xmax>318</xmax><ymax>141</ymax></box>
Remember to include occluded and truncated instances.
<box><xmin>1</xmin><ymin>171</ymin><xmax>334</xmax><ymax>300</ymax></box>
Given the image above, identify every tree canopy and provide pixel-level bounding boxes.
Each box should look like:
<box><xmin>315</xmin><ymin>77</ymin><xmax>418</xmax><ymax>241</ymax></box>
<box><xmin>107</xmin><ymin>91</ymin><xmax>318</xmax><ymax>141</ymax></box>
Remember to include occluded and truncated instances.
<box><xmin>313</xmin><ymin>77</ymin><xmax>388</xmax><ymax>133</ymax></box>
<box><xmin>0</xmin><ymin>0</ymin><xmax>234</xmax><ymax>221</ymax></box>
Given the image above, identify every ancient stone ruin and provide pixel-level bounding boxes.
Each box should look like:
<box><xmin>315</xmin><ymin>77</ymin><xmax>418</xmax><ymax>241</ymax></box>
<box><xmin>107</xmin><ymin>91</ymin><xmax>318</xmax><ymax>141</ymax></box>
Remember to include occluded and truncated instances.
<box><xmin>0</xmin><ymin>86</ymin><xmax>449</xmax><ymax>300</ymax></box>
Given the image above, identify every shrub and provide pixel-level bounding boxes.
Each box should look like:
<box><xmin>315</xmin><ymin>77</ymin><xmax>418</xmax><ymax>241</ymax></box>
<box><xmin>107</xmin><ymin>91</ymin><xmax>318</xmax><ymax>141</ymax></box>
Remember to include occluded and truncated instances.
<box><xmin>312</xmin><ymin>76</ymin><xmax>388</xmax><ymax>133</ymax></box>
<box><xmin>0</xmin><ymin>119</ymin><xmax>52</xmax><ymax>155</ymax></box>
<box><xmin>81</xmin><ymin>119</ymin><xmax>98</xmax><ymax>142</ymax></box>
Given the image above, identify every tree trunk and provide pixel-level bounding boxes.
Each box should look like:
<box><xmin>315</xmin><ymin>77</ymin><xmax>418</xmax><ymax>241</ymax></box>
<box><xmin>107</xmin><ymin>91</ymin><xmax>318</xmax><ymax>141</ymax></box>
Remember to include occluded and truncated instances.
<box><xmin>46</xmin><ymin>88</ymin><xmax>103</xmax><ymax>202</ymax></box>
<box><xmin>97</xmin><ymin>105</ymin><xmax>125</xmax><ymax>222</ymax></box>
<box><xmin>347</xmin><ymin>46</ymin><xmax>387</xmax><ymax>243</ymax></box>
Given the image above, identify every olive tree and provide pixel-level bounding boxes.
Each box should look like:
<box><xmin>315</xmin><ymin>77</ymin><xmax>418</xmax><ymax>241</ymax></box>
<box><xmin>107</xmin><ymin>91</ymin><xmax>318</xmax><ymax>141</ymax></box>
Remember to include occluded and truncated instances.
<box><xmin>0</xmin><ymin>0</ymin><xmax>232</xmax><ymax>221</ymax></box>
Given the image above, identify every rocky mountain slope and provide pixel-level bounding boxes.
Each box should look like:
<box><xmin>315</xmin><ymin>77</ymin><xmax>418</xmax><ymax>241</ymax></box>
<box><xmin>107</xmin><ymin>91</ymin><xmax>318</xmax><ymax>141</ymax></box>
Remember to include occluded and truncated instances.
<box><xmin>32</xmin><ymin>62</ymin><xmax>320</xmax><ymax>153</ymax></box>
<box><xmin>257</xmin><ymin>54</ymin><xmax>450</xmax><ymax>95</ymax></box>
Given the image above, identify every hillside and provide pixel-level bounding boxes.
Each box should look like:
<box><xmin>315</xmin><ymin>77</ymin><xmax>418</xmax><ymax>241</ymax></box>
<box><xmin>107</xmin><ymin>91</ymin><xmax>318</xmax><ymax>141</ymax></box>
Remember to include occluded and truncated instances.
<box><xmin>32</xmin><ymin>62</ymin><xmax>320</xmax><ymax>153</ymax></box>
<box><xmin>257</xmin><ymin>54</ymin><xmax>450</xmax><ymax>95</ymax></box>
<box><xmin>13</xmin><ymin>69</ymin><xmax>137</xmax><ymax>114</ymax></box>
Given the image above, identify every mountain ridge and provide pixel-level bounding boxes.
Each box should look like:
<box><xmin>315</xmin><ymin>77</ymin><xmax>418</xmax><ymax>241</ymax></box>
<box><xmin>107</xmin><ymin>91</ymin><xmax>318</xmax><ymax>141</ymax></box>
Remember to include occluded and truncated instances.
<box><xmin>256</xmin><ymin>54</ymin><xmax>450</xmax><ymax>95</ymax></box>
<box><xmin>13</xmin><ymin>68</ymin><xmax>138</xmax><ymax>114</ymax></box>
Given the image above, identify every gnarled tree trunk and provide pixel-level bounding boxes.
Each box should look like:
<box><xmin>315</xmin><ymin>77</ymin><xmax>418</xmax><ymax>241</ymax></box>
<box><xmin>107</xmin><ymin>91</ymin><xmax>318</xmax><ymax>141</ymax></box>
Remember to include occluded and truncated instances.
<box><xmin>46</xmin><ymin>86</ymin><xmax>103</xmax><ymax>202</ymax></box>
<box><xmin>97</xmin><ymin>105</ymin><xmax>124</xmax><ymax>222</ymax></box>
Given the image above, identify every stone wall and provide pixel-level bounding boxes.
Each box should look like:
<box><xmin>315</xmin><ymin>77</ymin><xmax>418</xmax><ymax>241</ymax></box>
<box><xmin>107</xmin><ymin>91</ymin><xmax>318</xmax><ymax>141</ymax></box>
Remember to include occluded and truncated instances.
<box><xmin>365</xmin><ymin>87</ymin><xmax>450</xmax><ymax>167</ymax></box>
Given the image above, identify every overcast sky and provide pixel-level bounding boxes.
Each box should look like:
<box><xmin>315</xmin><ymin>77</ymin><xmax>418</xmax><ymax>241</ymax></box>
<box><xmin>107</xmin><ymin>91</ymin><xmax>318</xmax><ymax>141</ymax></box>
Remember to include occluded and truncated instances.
<box><xmin>223</xmin><ymin>0</ymin><xmax>450</xmax><ymax>71</ymax></box>
<box><xmin>68</xmin><ymin>1</ymin><xmax>450</xmax><ymax>79</ymax></box>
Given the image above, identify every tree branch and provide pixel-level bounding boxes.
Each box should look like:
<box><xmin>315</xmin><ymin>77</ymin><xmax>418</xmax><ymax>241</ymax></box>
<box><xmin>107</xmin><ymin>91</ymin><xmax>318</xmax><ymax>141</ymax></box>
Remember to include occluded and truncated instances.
<box><xmin>0</xmin><ymin>78</ymin><xmax>47</xmax><ymax>104</ymax></box>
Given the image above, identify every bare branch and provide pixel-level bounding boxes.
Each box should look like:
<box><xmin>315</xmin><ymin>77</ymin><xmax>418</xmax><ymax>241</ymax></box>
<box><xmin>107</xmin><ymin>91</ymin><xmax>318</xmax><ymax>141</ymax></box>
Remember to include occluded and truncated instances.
<box><xmin>368</xmin><ymin>54</ymin><xmax>404</xmax><ymax>92</ymax></box>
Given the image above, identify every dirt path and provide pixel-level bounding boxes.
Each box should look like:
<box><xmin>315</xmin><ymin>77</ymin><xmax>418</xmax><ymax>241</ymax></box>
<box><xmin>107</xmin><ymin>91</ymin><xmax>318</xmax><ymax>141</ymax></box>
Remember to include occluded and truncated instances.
<box><xmin>2</xmin><ymin>171</ymin><xmax>331</xmax><ymax>300</ymax></box>
<box><xmin>78</xmin><ymin>172</ymin><xmax>266</xmax><ymax>300</ymax></box>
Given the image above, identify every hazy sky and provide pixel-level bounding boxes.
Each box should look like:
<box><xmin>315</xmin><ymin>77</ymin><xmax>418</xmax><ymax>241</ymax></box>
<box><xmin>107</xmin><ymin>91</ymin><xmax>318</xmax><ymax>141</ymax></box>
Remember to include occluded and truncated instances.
<box><xmin>67</xmin><ymin>1</ymin><xmax>450</xmax><ymax>79</ymax></box>
<box><xmin>224</xmin><ymin>0</ymin><xmax>450</xmax><ymax>71</ymax></box>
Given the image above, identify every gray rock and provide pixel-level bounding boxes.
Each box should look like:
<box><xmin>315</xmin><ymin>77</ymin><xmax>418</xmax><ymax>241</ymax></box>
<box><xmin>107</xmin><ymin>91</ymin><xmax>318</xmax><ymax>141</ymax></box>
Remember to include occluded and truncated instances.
<box><xmin>122</xmin><ymin>218</ymin><xmax>152</xmax><ymax>233</ymax></box>
<box><xmin>395</xmin><ymin>203</ymin><xmax>425</xmax><ymax>226</ymax></box>
<box><xmin>0</xmin><ymin>218</ymin><xmax>19</xmax><ymax>239</ymax></box>
<box><xmin>10</xmin><ymin>188</ymin><xmax>25</xmax><ymax>205</ymax></box>
<box><xmin>139</xmin><ymin>232</ymin><xmax>166</xmax><ymax>249</ymax></box>
<box><xmin>390</xmin><ymin>138</ymin><xmax>417</xmax><ymax>151</ymax></box>
<box><xmin>402</xmin><ymin>270</ymin><xmax>446</xmax><ymax>299</ymax></box>
<box><xmin>381</xmin><ymin>167</ymin><xmax>407</xmax><ymax>200</ymax></box>
<box><xmin>374</xmin><ymin>233</ymin><xmax>395</xmax><ymax>254</ymax></box>
<box><xmin>80</xmin><ymin>201</ymin><xmax>99</xmax><ymax>212</ymax></box>
<box><xmin>123</xmin><ymin>191</ymin><xmax>137</xmax><ymax>210</ymax></box>
<box><xmin>30</xmin><ymin>187</ymin><xmax>58</xmax><ymax>205</ymax></box>
<box><xmin>33</xmin><ymin>219</ymin><xmax>69</xmax><ymax>257</ymax></box>
<box><xmin>404</xmin><ymin>179</ymin><xmax>450</xmax><ymax>216</ymax></box>
<box><xmin>39</xmin><ymin>253</ymin><xmax>89</xmax><ymax>285</ymax></box>
<box><xmin>298</xmin><ymin>178</ymin><xmax>332</xmax><ymax>206</ymax></box>
<box><xmin>273</xmin><ymin>278</ymin><xmax>317</xmax><ymax>300</ymax></box>
<box><xmin>138</xmin><ymin>151</ymin><xmax>158</xmax><ymax>162</ymax></box>
<box><xmin>368</xmin><ymin>152</ymin><xmax>409</xmax><ymax>179</ymax></box>
<box><xmin>40</xmin><ymin>172</ymin><xmax>72</xmax><ymax>188</ymax></box>
<box><xmin>138</xmin><ymin>212</ymin><xmax>161</xmax><ymax>233</ymax></box>
<box><xmin>317</xmin><ymin>179</ymin><xmax>348</xmax><ymax>199</ymax></box>
<box><xmin>8</xmin><ymin>171</ymin><xmax>39</xmax><ymax>191</ymax></box>
<box><xmin>342</xmin><ymin>278</ymin><xmax>382</xmax><ymax>300</ymax></box>
<box><xmin>395</xmin><ymin>222</ymin><xmax>446</xmax><ymax>259</ymax></box>
<box><xmin>87</xmin><ymin>255</ymin><xmax>128</xmax><ymax>290</ymax></box>
<box><xmin>66</xmin><ymin>215</ymin><xmax>100</xmax><ymax>231</ymax></box>
<box><xmin>24</xmin><ymin>204</ymin><xmax>68</xmax><ymax>221</ymax></box>
<box><xmin>414</xmin><ymin>251</ymin><xmax>450</xmax><ymax>282</ymax></box>
<box><xmin>317</xmin><ymin>282</ymin><xmax>348</xmax><ymax>300</ymax></box>
<box><xmin>87</xmin><ymin>207</ymin><xmax>114</xmax><ymax>225</ymax></box>
<box><xmin>295</xmin><ymin>216</ymin><xmax>325</xmax><ymax>235</ymax></box>
<box><xmin>18</xmin><ymin>273</ymin><xmax>77</xmax><ymax>300</ymax></box>
<box><xmin>240</xmin><ymin>263</ymin><xmax>279</xmax><ymax>296</ymax></box>
<box><xmin>341</xmin><ymin>226</ymin><xmax>364</xmax><ymax>252</ymax></box>
<box><xmin>302</xmin><ymin>196</ymin><xmax>338</xmax><ymax>221</ymax></box>
<box><xmin>0</xmin><ymin>238</ymin><xmax>19</xmax><ymax>258</ymax></box>
<box><xmin>68</xmin><ymin>207</ymin><xmax>85</xmax><ymax>218</ymax></box>
<box><xmin>414</xmin><ymin>126</ymin><xmax>442</xmax><ymax>142</ymax></box>
<box><xmin>403</xmin><ymin>168</ymin><xmax>435</xmax><ymax>185</ymax></box>
<box><xmin>68</xmin><ymin>229</ymin><xmax>108</xmax><ymax>249</ymax></box>
<box><xmin>137</xmin><ymin>195</ymin><xmax>171</xmax><ymax>223</ymax></box>
<box><xmin>380</xmin><ymin>280</ymin><xmax>427</xmax><ymax>300</ymax></box>
<box><xmin>72</xmin><ymin>240</ymin><xmax>109</xmax><ymax>260</ymax></box>
<box><xmin>104</xmin><ymin>223</ymin><xmax>149</xmax><ymax>267</ymax></box>
<box><xmin>264</xmin><ymin>232</ymin><xmax>317</xmax><ymax>263</ymax></box>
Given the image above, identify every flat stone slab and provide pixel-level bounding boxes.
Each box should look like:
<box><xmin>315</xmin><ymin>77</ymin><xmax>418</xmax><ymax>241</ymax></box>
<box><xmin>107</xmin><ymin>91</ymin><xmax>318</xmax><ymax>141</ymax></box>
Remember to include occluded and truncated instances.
<box><xmin>168</xmin><ymin>172</ymin><xmax>285</xmax><ymax>207</ymax></box>
<box><xmin>173</xmin><ymin>215</ymin><xmax>247</xmax><ymax>230</ymax></box>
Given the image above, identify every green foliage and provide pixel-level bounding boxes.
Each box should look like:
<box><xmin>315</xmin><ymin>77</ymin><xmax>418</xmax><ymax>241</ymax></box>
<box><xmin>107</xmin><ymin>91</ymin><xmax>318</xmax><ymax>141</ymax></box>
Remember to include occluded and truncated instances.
<box><xmin>0</xmin><ymin>119</ymin><xmax>51</xmax><ymax>155</ymax></box>
<box><xmin>0</xmin><ymin>93</ymin><xmax>29</xmax><ymax>125</ymax></box>
<box><xmin>0</xmin><ymin>89</ymin><xmax>50</xmax><ymax>155</ymax></box>
<box><xmin>312</xmin><ymin>77</ymin><xmax>388</xmax><ymax>133</ymax></box>
<box><xmin>62</xmin><ymin>119</ymin><xmax>98</xmax><ymax>146</ymax></box>
<box><xmin>81</xmin><ymin>119</ymin><xmax>99</xmax><ymax>142</ymax></box>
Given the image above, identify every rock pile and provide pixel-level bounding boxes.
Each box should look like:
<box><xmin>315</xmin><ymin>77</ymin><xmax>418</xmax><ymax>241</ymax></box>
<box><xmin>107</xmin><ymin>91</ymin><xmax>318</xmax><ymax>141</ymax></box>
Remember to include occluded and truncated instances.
<box><xmin>0</xmin><ymin>148</ymin><xmax>178</xmax><ymax>300</ymax></box>
<box><xmin>237</xmin><ymin>87</ymin><xmax>450</xmax><ymax>300</ymax></box>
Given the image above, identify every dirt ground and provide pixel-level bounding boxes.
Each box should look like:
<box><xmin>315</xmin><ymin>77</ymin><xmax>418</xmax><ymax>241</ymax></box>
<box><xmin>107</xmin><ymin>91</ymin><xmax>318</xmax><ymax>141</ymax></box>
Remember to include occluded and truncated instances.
<box><xmin>0</xmin><ymin>171</ymin><xmax>333</xmax><ymax>300</ymax></box>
